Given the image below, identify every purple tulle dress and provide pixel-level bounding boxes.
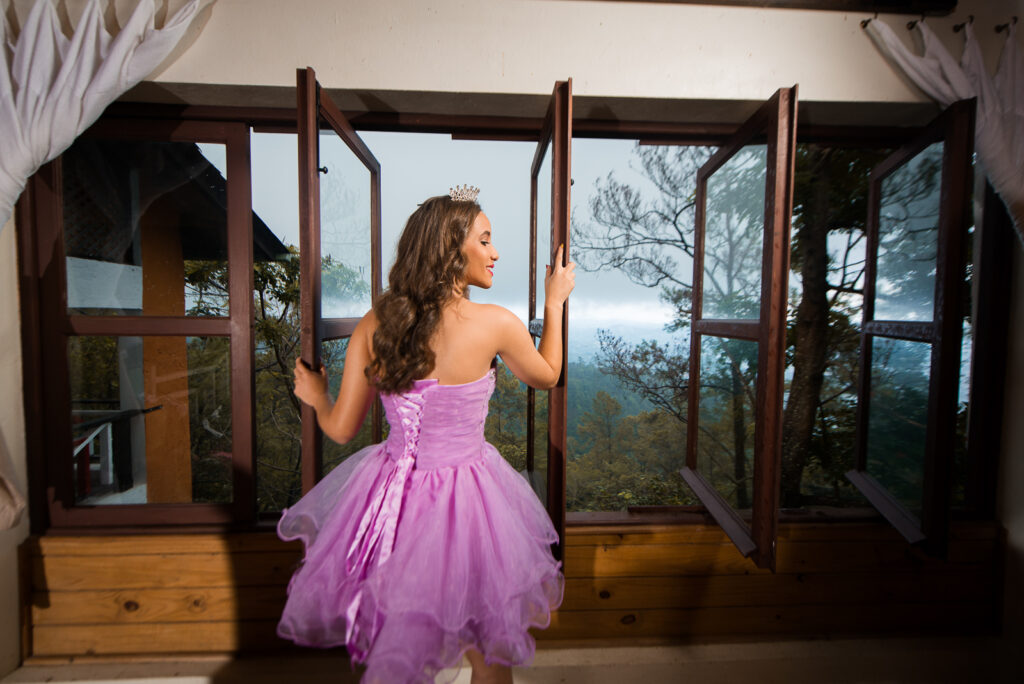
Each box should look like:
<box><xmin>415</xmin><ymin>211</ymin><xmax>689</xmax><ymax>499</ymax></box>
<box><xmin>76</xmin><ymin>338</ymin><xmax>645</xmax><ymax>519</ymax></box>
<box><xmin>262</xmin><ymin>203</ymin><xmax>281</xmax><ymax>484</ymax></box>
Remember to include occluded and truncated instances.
<box><xmin>276</xmin><ymin>368</ymin><xmax>564</xmax><ymax>682</ymax></box>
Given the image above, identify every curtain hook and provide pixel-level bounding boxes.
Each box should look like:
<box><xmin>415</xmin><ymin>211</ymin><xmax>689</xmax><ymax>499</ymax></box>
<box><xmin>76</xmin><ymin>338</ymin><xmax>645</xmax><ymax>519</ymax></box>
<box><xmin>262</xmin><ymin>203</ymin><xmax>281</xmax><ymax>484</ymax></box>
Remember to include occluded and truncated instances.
<box><xmin>860</xmin><ymin>12</ymin><xmax>878</xmax><ymax>29</ymax></box>
<box><xmin>907</xmin><ymin>14</ymin><xmax>925</xmax><ymax>31</ymax></box>
<box><xmin>995</xmin><ymin>16</ymin><xmax>1018</xmax><ymax>34</ymax></box>
<box><xmin>953</xmin><ymin>15</ymin><xmax>974</xmax><ymax>33</ymax></box>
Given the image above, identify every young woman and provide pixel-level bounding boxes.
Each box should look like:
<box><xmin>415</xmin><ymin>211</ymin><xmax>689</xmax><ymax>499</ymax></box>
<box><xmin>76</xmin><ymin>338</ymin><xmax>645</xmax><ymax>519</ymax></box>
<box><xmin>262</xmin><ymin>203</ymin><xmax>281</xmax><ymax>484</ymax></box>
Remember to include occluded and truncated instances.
<box><xmin>279</xmin><ymin>189</ymin><xmax>575</xmax><ymax>684</ymax></box>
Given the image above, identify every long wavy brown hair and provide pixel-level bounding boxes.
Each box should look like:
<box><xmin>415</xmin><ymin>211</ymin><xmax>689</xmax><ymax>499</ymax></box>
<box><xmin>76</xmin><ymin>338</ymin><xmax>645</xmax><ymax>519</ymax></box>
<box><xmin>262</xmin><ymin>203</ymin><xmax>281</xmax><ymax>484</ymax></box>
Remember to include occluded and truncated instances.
<box><xmin>368</xmin><ymin>195</ymin><xmax>481</xmax><ymax>393</ymax></box>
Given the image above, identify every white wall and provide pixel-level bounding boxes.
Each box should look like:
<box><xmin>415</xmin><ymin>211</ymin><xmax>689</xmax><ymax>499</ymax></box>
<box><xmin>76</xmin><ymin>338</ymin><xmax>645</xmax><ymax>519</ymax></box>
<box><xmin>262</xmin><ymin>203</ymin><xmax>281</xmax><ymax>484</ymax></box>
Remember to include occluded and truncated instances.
<box><xmin>0</xmin><ymin>213</ymin><xmax>28</xmax><ymax>677</ymax></box>
<box><xmin>143</xmin><ymin>0</ymin><xmax>1016</xmax><ymax>103</ymax></box>
<box><xmin>5</xmin><ymin>0</ymin><xmax>1017</xmax><ymax>103</ymax></box>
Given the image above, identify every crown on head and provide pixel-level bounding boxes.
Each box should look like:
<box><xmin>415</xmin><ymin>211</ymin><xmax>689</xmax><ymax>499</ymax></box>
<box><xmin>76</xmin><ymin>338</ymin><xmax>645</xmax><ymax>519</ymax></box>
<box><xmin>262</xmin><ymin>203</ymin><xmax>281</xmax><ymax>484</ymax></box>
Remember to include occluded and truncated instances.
<box><xmin>449</xmin><ymin>184</ymin><xmax>480</xmax><ymax>202</ymax></box>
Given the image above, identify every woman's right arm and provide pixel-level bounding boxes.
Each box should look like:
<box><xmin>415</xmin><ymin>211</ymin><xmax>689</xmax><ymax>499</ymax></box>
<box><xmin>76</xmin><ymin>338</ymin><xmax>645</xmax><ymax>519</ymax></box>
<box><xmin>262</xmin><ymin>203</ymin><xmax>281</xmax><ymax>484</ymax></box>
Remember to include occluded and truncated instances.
<box><xmin>293</xmin><ymin>311</ymin><xmax>377</xmax><ymax>444</ymax></box>
<box><xmin>496</xmin><ymin>245</ymin><xmax>575</xmax><ymax>389</ymax></box>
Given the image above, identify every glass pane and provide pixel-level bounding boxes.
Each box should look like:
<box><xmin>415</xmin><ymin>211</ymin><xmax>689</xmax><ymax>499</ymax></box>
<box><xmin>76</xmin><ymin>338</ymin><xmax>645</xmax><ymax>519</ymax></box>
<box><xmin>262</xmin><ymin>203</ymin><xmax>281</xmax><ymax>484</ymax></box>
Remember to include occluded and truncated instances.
<box><xmin>253</xmin><ymin>327</ymin><xmax>301</xmax><ymax>514</ymax></box>
<box><xmin>68</xmin><ymin>336</ymin><xmax>232</xmax><ymax>505</ymax></box>
<box><xmin>566</xmin><ymin>140</ymin><xmax>701</xmax><ymax>512</ymax></box>
<box><xmin>322</xmin><ymin>337</ymin><xmax>377</xmax><ymax>476</ymax></box>
<box><xmin>952</xmin><ymin>217</ymin><xmax>975</xmax><ymax>511</ymax></box>
<box><xmin>953</xmin><ymin>316</ymin><xmax>971</xmax><ymax>509</ymax></box>
<box><xmin>702</xmin><ymin>144</ymin><xmax>767</xmax><ymax>320</ymax></box>
<box><xmin>536</xmin><ymin>148</ymin><xmax>553</xmax><ymax>311</ymax></box>
<box><xmin>251</xmin><ymin>133</ymin><xmax>303</xmax><ymax>514</ymax></box>
<box><xmin>783</xmin><ymin>144</ymin><xmax>889</xmax><ymax>511</ymax></box>
<box><xmin>485</xmin><ymin>361</ymin><xmax>528</xmax><ymax>473</ymax></box>
<box><xmin>319</xmin><ymin>129</ymin><xmax>372</xmax><ymax>318</ymax></box>
<box><xmin>875</xmin><ymin>141</ymin><xmax>943</xmax><ymax>321</ymax></box>
<box><xmin>531</xmin><ymin>388</ymin><xmax>548</xmax><ymax>503</ymax></box>
<box><xmin>865</xmin><ymin>337</ymin><xmax>932</xmax><ymax>520</ymax></box>
<box><xmin>530</xmin><ymin>149</ymin><xmax>553</xmax><ymax>501</ymax></box>
<box><xmin>696</xmin><ymin>335</ymin><xmax>757</xmax><ymax>511</ymax></box>
<box><xmin>61</xmin><ymin>138</ymin><xmax>240</xmax><ymax>317</ymax></box>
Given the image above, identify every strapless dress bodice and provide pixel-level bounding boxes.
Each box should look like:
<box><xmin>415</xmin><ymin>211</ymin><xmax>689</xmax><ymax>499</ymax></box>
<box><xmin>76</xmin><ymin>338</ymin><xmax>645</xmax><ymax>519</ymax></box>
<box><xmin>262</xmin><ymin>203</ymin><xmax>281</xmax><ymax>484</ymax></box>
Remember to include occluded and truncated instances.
<box><xmin>381</xmin><ymin>368</ymin><xmax>495</xmax><ymax>470</ymax></box>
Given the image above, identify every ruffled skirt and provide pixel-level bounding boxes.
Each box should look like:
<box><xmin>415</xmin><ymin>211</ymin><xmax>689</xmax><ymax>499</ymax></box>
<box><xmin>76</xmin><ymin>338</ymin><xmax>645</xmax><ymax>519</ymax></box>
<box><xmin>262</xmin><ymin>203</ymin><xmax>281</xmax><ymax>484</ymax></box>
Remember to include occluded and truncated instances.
<box><xmin>276</xmin><ymin>442</ymin><xmax>563</xmax><ymax>683</ymax></box>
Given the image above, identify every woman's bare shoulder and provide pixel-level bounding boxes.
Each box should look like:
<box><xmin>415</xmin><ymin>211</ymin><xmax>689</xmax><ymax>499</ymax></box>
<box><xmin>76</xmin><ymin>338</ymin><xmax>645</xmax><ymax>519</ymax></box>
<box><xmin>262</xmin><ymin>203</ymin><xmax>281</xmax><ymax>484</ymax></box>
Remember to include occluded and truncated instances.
<box><xmin>465</xmin><ymin>301</ymin><xmax>521</xmax><ymax>327</ymax></box>
<box><xmin>355</xmin><ymin>309</ymin><xmax>378</xmax><ymax>343</ymax></box>
<box><xmin>359</xmin><ymin>308</ymin><xmax>379</xmax><ymax>328</ymax></box>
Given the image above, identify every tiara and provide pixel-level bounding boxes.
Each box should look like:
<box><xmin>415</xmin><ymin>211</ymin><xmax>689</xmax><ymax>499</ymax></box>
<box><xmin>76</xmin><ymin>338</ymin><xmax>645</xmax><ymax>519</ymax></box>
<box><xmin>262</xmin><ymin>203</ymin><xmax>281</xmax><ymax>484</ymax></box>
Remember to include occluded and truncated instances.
<box><xmin>449</xmin><ymin>184</ymin><xmax>480</xmax><ymax>202</ymax></box>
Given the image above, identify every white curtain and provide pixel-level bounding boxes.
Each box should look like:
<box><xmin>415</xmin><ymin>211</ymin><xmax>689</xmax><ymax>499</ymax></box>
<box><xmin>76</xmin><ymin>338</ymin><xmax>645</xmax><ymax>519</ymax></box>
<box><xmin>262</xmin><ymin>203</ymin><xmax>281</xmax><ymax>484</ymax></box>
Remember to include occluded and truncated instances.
<box><xmin>0</xmin><ymin>0</ymin><xmax>208</xmax><ymax>230</ymax></box>
<box><xmin>867</xmin><ymin>19</ymin><xmax>1024</xmax><ymax>246</ymax></box>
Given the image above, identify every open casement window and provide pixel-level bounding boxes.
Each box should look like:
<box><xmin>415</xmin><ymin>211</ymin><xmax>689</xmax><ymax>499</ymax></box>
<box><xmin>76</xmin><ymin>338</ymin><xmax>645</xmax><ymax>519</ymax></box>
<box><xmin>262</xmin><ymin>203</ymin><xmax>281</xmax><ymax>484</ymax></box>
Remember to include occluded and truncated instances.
<box><xmin>296</xmin><ymin>67</ymin><xmax>383</xmax><ymax>493</ymax></box>
<box><xmin>680</xmin><ymin>87</ymin><xmax>798</xmax><ymax>571</ymax></box>
<box><xmin>526</xmin><ymin>80</ymin><xmax>572</xmax><ymax>561</ymax></box>
<box><xmin>30</xmin><ymin>118</ymin><xmax>257</xmax><ymax>527</ymax></box>
<box><xmin>847</xmin><ymin>99</ymin><xmax>975</xmax><ymax>556</ymax></box>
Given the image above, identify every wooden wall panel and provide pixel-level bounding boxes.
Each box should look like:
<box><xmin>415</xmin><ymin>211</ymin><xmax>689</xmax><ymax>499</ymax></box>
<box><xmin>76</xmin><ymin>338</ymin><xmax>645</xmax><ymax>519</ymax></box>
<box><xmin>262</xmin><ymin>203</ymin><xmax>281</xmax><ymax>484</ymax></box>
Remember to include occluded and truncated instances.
<box><xmin>33</xmin><ymin>621</ymin><xmax>283</xmax><ymax>656</ymax></box>
<box><xmin>22</xmin><ymin>522</ymin><xmax>1002</xmax><ymax>659</ymax></box>
<box><xmin>563</xmin><ymin>539</ymin><xmax>992</xmax><ymax>578</ymax></box>
<box><xmin>544</xmin><ymin>601</ymin><xmax>993</xmax><ymax>641</ymax></box>
<box><xmin>32</xmin><ymin>587</ymin><xmax>286</xmax><ymax>625</ymax></box>
<box><xmin>560</xmin><ymin>569</ymin><xmax>993</xmax><ymax>611</ymax></box>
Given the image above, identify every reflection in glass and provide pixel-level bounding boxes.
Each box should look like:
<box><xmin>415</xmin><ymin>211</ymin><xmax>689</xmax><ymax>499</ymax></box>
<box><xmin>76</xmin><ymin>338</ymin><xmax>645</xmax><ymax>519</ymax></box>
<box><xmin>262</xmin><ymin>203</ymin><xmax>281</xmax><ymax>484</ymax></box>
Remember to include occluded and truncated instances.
<box><xmin>536</xmin><ymin>150</ymin><xmax>553</xmax><ymax>309</ymax></box>
<box><xmin>529</xmin><ymin>150</ymin><xmax>553</xmax><ymax>502</ymax></box>
<box><xmin>319</xmin><ymin>130</ymin><xmax>372</xmax><ymax>318</ymax></box>
<box><xmin>866</xmin><ymin>337</ymin><xmax>931</xmax><ymax>519</ymax></box>
<box><xmin>253</xmin><ymin>327</ymin><xmax>301</xmax><ymax>513</ymax></box>
<box><xmin>696</xmin><ymin>335</ymin><xmax>757</xmax><ymax>510</ymax></box>
<box><xmin>703</xmin><ymin>145</ymin><xmax>766</xmax><ymax>320</ymax></box>
<box><xmin>63</xmin><ymin>139</ymin><xmax>237</xmax><ymax>317</ymax></box>
<box><xmin>953</xmin><ymin>317</ymin><xmax>972</xmax><ymax>509</ymax></box>
<box><xmin>250</xmin><ymin>133</ymin><xmax>305</xmax><ymax>513</ymax></box>
<box><xmin>875</xmin><ymin>142</ymin><xmax>943</xmax><ymax>321</ymax></box>
<box><xmin>322</xmin><ymin>337</ymin><xmax>377</xmax><ymax>476</ymax></box>
<box><xmin>68</xmin><ymin>336</ymin><xmax>232</xmax><ymax>505</ymax></box>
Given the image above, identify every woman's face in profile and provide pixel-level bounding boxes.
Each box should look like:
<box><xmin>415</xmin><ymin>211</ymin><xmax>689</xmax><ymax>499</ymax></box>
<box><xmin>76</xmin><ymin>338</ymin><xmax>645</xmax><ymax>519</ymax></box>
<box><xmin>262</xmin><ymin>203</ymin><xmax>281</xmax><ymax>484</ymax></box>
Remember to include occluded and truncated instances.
<box><xmin>461</xmin><ymin>212</ymin><xmax>499</xmax><ymax>289</ymax></box>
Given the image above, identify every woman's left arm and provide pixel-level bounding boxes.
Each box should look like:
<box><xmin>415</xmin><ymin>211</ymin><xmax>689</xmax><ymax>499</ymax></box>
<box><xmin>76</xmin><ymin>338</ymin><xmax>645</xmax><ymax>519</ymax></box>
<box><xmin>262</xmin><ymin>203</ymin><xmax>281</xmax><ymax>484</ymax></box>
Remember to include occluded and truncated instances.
<box><xmin>293</xmin><ymin>312</ymin><xmax>377</xmax><ymax>444</ymax></box>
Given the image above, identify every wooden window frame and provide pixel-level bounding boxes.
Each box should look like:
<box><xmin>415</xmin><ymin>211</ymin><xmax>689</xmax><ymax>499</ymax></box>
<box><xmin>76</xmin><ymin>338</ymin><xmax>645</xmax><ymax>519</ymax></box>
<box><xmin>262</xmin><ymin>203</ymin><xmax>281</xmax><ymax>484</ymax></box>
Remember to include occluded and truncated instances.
<box><xmin>847</xmin><ymin>99</ymin><xmax>976</xmax><ymax>555</ymax></box>
<box><xmin>526</xmin><ymin>80</ymin><xmax>573</xmax><ymax>561</ymax></box>
<box><xmin>22</xmin><ymin>118</ymin><xmax>256</xmax><ymax>529</ymax></box>
<box><xmin>677</xmin><ymin>87</ymin><xmax>798</xmax><ymax>571</ymax></box>
<box><xmin>594</xmin><ymin>1</ymin><xmax>956</xmax><ymax>14</ymax></box>
<box><xmin>295</xmin><ymin>67</ymin><xmax>384</xmax><ymax>494</ymax></box>
<box><xmin>17</xmin><ymin>95</ymin><xmax>1004</xmax><ymax>540</ymax></box>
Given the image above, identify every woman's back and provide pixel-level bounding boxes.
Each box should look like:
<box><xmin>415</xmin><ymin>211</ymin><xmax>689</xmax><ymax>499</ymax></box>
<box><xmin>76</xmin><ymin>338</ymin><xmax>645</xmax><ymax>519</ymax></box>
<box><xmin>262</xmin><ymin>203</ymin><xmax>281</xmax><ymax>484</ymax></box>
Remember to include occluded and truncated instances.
<box><xmin>415</xmin><ymin>299</ymin><xmax>502</xmax><ymax>386</ymax></box>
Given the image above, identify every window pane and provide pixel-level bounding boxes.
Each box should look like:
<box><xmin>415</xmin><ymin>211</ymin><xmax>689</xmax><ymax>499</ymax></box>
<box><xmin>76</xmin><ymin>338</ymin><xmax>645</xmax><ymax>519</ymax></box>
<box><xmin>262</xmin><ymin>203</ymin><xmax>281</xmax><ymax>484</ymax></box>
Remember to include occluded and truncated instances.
<box><xmin>251</xmin><ymin>133</ymin><xmax>303</xmax><ymax>514</ymax></box>
<box><xmin>531</xmin><ymin>149</ymin><xmax>552</xmax><ymax>501</ymax></box>
<box><xmin>62</xmin><ymin>139</ymin><xmax>237</xmax><ymax>317</ymax></box>
<box><xmin>254</xmin><ymin>334</ymin><xmax>301</xmax><ymax>513</ymax></box>
<box><xmin>875</xmin><ymin>141</ymin><xmax>943</xmax><ymax>321</ymax></box>
<box><xmin>531</xmin><ymin>390</ymin><xmax>548</xmax><ymax>502</ymax></box>
<box><xmin>567</xmin><ymin>141</ymin><xmax>700</xmax><ymax>512</ymax></box>
<box><xmin>319</xmin><ymin>129</ymin><xmax>372</xmax><ymax>318</ymax></box>
<box><xmin>68</xmin><ymin>335</ymin><xmax>232</xmax><ymax>505</ymax></box>
<box><xmin>783</xmin><ymin>144</ymin><xmax>885</xmax><ymax>511</ymax></box>
<box><xmin>536</xmin><ymin>148</ymin><xmax>552</xmax><ymax>313</ymax></box>
<box><xmin>697</xmin><ymin>335</ymin><xmax>757</xmax><ymax>511</ymax></box>
<box><xmin>702</xmin><ymin>145</ymin><xmax>767</xmax><ymax>320</ymax></box>
<box><xmin>952</xmin><ymin>218</ymin><xmax>975</xmax><ymax>511</ymax></box>
<box><xmin>866</xmin><ymin>336</ymin><xmax>932</xmax><ymax>520</ymax></box>
<box><xmin>485</xmin><ymin>361</ymin><xmax>528</xmax><ymax>473</ymax></box>
<box><xmin>953</xmin><ymin>311</ymin><xmax>972</xmax><ymax>510</ymax></box>
<box><xmin>322</xmin><ymin>337</ymin><xmax>376</xmax><ymax>476</ymax></box>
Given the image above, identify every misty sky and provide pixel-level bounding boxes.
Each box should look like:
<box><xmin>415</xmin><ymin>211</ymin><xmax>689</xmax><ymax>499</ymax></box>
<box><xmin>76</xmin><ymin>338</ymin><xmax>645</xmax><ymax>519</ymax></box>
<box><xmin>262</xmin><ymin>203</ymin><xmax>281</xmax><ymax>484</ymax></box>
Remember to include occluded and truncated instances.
<box><xmin>230</xmin><ymin>130</ymin><xmax>682</xmax><ymax>360</ymax></box>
